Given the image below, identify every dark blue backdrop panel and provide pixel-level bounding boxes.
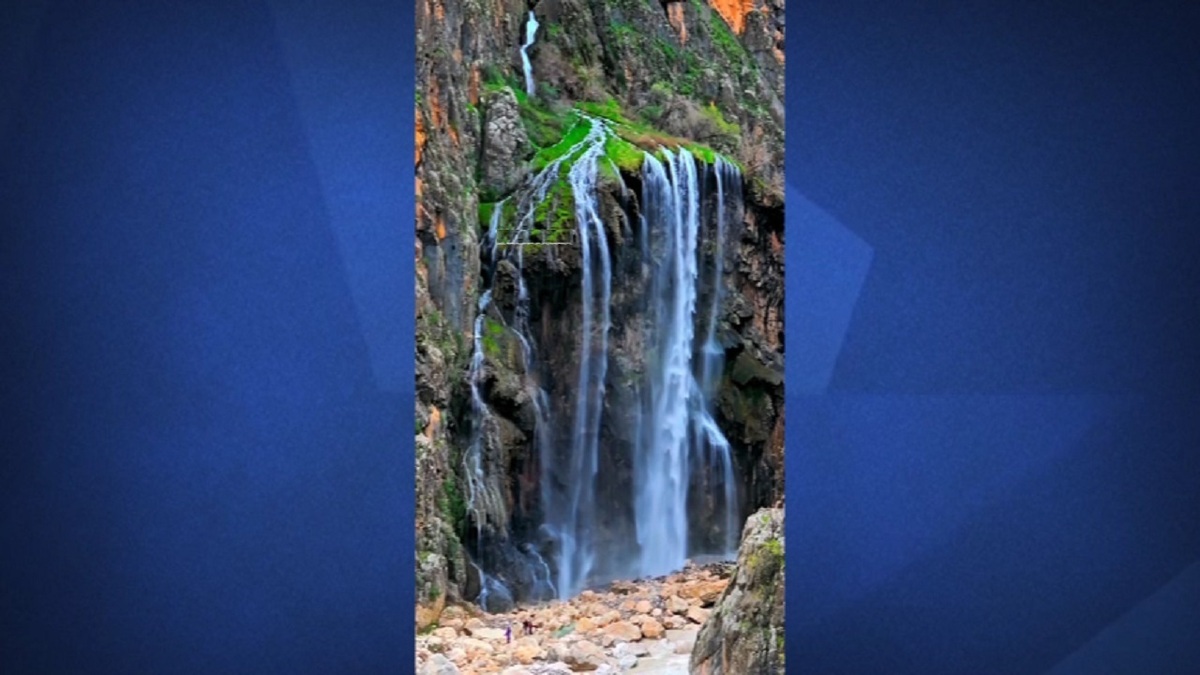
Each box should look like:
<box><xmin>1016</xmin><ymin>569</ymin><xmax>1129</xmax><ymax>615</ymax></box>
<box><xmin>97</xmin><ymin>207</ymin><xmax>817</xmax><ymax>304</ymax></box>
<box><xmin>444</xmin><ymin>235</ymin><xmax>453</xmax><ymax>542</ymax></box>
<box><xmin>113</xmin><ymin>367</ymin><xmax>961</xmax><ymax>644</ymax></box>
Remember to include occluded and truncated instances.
<box><xmin>787</xmin><ymin>0</ymin><xmax>1200</xmax><ymax>672</ymax></box>
<box><xmin>1</xmin><ymin>1</ymin><xmax>414</xmax><ymax>673</ymax></box>
<box><xmin>792</xmin><ymin>1</ymin><xmax>1200</xmax><ymax>396</ymax></box>
<box><xmin>788</xmin><ymin>192</ymin><xmax>873</xmax><ymax>395</ymax></box>
<box><xmin>792</xmin><ymin>394</ymin><xmax>1109</xmax><ymax>624</ymax></box>
<box><xmin>1048</xmin><ymin>561</ymin><xmax>1200</xmax><ymax>675</ymax></box>
<box><xmin>790</xmin><ymin>394</ymin><xmax>1200</xmax><ymax>674</ymax></box>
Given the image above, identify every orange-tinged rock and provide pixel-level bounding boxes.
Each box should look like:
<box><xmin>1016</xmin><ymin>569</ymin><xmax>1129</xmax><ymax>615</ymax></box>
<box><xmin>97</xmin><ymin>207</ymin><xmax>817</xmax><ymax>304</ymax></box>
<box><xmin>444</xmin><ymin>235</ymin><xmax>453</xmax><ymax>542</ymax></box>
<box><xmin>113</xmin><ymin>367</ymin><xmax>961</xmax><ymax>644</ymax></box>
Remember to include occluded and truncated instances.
<box><xmin>458</xmin><ymin>636</ymin><xmax>493</xmax><ymax>657</ymax></box>
<box><xmin>640</xmin><ymin>618</ymin><xmax>665</xmax><ymax>639</ymax></box>
<box><xmin>416</xmin><ymin>594</ymin><xmax>444</xmax><ymax>632</ymax></box>
<box><xmin>680</xmin><ymin>579</ymin><xmax>728</xmax><ymax>605</ymax></box>
<box><xmin>424</xmin><ymin>406</ymin><xmax>441</xmax><ymax>438</ymax></box>
<box><xmin>707</xmin><ymin>0</ymin><xmax>754</xmax><ymax>35</ymax></box>
<box><xmin>514</xmin><ymin>643</ymin><xmax>541</xmax><ymax>664</ymax></box>
<box><xmin>667</xmin><ymin>595</ymin><xmax>689</xmax><ymax>615</ymax></box>
<box><xmin>428</xmin><ymin>77</ymin><xmax>445</xmax><ymax>128</ymax></box>
<box><xmin>468</xmin><ymin>67</ymin><xmax>481</xmax><ymax>106</ymax></box>
<box><xmin>595</xmin><ymin>610</ymin><xmax>621</xmax><ymax>627</ymax></box>
<box><xmin>603</xmin><ymin>621</ymin><xmax>642</xmax><ymax>642</ymax></box>
<box><xmin>667</xmin><ymin>3</ymin><xmax>688</xmax><ymax>43</ymax></box>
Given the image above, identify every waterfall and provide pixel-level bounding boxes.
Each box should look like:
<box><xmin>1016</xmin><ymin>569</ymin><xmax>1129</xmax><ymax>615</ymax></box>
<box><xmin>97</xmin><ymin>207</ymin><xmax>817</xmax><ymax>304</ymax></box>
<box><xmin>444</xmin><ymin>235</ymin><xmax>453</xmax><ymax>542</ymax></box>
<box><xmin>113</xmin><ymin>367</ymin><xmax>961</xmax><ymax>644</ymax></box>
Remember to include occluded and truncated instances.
<box><xmin>551</xmin><ymin>120</ymin><xmax>611</xmax><ymax>598</ymax></box>
<box><xmin>523</xmin><ymin>543</ymin><xmax>559</xmax><ymax>599</ymax></box>
<box><xmin>696</xmin><ymin>158</ymin><xmax>741</xmax><ymax>557</ymax></box>
<box><xmin>520</xmin><ymin>11</ymin><xmax>540</xmax><ymax>96</ymax></box>
<box><xmin>464</xmin><ymin>117</ymin><xmax>613</xmax><ymax>602</ymax></box>
<box><xmin>470</xmin><ymin>561</ymin><xmax>514</xmax><ymax>614</ymax></box>
<box><xmin>464</xmin><ymin>288</ymin><xmax>492</xmax><ymax>545</ymax></box>
<box><xmin>463</xmin><ymin>109</ymin><xmax>743</xmax><ymax>605</ymax></box>
<box><xmin>634</xmin><ymin>149</ymin><xmax>701</xmax><ymax>576</ymax></box>
<box><xmin>632</xmin><ymin>150</ymin><xmax>741</xmax><ymax>576</ymax></box>
<box><xmin>462</xmin><ymin>201</ymin><xmax>508</xmax><ymax>546</ymax></box>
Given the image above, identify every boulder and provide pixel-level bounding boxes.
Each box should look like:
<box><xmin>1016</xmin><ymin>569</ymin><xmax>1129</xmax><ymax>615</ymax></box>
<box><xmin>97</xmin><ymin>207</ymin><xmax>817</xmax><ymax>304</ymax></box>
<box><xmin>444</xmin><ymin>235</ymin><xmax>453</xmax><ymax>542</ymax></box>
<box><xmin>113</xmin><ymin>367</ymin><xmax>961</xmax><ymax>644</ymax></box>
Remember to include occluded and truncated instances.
<box><xmin>667</xmin><ymin>595</ymin><xmax>689</xmax><ymax>615</ymax></box>
<box><xmin>640</xmin><ymin>618</ymin><xmax>665</xmax><ymax>640</ymax></box>
<box><xmin>479</xmin><ymin>87</ymin><xmax>531</xmax><ymax>197</ymax></box>
<box><xmin>686</xmin><ymin>606</ymin><xmax>710</xmax><ymax>625</ymax></box>
<box><xmin>602</xmin><ymin>621</ymin><xmax>641</xmax><ymax>643</ymax></box>
<box><xmin>564</xmin><ymin>640</ymin><xmax>608</xmax><ymax>671</ymax></box>
<box><xmin>689</xmin><ymin>509</ymin><xmax>785</xmax><ymax>675</ymax></box>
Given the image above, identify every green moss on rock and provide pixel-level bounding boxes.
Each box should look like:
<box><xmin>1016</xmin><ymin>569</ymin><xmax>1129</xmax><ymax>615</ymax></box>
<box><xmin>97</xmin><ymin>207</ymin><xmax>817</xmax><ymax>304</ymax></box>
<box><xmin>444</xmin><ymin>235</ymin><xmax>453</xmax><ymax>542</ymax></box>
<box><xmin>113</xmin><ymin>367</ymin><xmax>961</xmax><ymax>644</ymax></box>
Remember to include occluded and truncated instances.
<box><xmin>532</xmin><ymin>117</ymin><xmax>592</xmax><ymax>171</ymax></box>
<box><xmin>439</xmin><ymin>476</ymin><xmax>467</xmax><ymax>536</ymax></box>
<box><xmin>604</xmin><ymin>134</ymin><xmax>645</xmax><ymax>173</ymax></box>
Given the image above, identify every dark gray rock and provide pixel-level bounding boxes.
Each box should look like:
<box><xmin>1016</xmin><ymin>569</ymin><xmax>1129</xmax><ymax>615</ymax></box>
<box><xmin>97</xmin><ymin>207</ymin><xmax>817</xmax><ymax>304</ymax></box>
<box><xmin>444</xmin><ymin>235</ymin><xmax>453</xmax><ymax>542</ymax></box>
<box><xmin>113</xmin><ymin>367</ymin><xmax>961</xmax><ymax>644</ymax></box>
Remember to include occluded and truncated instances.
<box><xmin>690</xmin><ymin>508</ymin><xmax>785</xmax><ymax>675</ymax></box>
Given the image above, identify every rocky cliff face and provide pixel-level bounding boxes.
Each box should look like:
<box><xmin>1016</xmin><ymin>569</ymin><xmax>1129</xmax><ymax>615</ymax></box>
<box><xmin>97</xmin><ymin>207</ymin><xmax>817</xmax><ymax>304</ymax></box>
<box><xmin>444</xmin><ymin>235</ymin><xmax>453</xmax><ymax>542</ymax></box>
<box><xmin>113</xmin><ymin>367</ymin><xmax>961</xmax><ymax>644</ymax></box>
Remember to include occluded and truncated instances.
<box><xmin>416</xmin><ymin>0</ymin><xmax>785</xmax><ymax>627</ymax></box>
<box><xmin>689</xmin><ymin>507</ymin><xmax>785</xmax><ymax>675</ymax></box>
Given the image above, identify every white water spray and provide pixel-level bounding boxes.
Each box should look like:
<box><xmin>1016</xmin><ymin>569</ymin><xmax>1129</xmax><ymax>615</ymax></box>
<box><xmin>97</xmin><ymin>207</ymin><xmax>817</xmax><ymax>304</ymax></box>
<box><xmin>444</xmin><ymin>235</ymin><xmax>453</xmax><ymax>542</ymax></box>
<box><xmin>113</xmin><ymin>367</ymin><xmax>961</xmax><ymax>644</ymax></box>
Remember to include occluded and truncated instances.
<box><xmin>634</xmin><ymin>149</ymin><xmax>702</xmax><ymax>576</ymax></box>
<box><xmin>629</xmin><ymin>150</ymin><xmax>743</xmax><ymax>576</ymax></box>
<box><xmin>520</xmin><ymin>11</ymin><xmax>540</xmax><ymax>96</ymax></box>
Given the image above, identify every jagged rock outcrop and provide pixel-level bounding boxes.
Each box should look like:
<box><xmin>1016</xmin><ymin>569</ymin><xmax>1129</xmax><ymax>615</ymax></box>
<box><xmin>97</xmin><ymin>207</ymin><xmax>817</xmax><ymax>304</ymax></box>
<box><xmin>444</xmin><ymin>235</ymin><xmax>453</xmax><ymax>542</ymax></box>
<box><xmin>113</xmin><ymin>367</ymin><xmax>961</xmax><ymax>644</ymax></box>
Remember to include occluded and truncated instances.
<box><xmin>416</xmin><ymin>0</ymin><xmax>786</xmax><ymax>618</ymax></box>
<box><xmin>689</xmin><ymin>507</ymin><xmax>785</xmax><ymax>675</ymax></box>
<box><xmin>480</xmin><ymin>87</ymin><xmax>533</xmax><ymax>197</ymax></box>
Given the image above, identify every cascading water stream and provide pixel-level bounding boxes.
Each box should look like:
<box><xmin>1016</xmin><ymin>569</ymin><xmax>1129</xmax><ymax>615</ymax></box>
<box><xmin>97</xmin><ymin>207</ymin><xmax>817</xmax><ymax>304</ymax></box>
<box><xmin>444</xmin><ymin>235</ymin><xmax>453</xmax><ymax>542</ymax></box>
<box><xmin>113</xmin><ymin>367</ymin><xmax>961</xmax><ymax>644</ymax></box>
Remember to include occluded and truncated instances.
<box><xmin>463</xmin><ymin>117</ymin><xmax>613</xmax><ymax>603</ymax></box>
<box><xmin>520</xmin><ymin>12</ymin><xmax>539</xmax><ymax>96</ymax></box>
<box><xmin>464</xmin><ymin>290</ymin><xmax>491</xmax><ymax>542</ymax></box>
<box><xmin>631</xmin><ymin>150</ymin><xmax>743</xmax><ymax>576</ymax></box>
<box><xmin>463</xmin><ymin>289</ymin><xmax>516</xmax><ymax>613</ymax></box>
<box><xmin>559</xmin><ymin>122</ymin><xmax>613</xmax><ymax>598</ymax></box>
<box><xmin>463</xmin><ymin>108</ymin><xmax>744</xmax><ymax>606</ymax></box>
<box><xmin>462</xmin><ymin>201</ymin><xmax>508</xmax><ymax>546</ymax></box>
<box><xmin>694</xmin><ymin>158</ymin><xmax>741</xmax><ymax>556</ymax></box>
<box><xmin>462</xmin><ymin>201</ymin><xmax>536</xmax><ymax>611</ymax></box>
<box><xmin>634</xmin><ymin>149</ymin><xmax>702</xmax><ymax>577</ymax></box>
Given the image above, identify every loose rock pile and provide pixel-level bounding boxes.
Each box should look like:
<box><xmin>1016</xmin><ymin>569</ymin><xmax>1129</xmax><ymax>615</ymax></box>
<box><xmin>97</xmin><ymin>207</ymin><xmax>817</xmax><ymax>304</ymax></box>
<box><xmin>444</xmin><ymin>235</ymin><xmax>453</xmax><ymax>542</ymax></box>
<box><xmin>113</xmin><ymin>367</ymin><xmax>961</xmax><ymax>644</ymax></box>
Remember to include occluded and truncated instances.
<box><xmin>416</xmin><ymin>560</ymin><xmax>734</xmax><ymax>675</ymax></box>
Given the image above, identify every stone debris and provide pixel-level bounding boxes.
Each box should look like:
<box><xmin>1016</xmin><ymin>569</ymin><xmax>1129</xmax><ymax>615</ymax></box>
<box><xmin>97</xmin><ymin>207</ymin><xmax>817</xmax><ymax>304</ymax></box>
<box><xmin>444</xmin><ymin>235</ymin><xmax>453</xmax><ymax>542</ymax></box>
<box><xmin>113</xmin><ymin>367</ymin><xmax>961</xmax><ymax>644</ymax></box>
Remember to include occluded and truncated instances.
<box><xmin>415</xmin><ymin>561</ymin><xmax>728</xmax><ymax>674</ymax></box>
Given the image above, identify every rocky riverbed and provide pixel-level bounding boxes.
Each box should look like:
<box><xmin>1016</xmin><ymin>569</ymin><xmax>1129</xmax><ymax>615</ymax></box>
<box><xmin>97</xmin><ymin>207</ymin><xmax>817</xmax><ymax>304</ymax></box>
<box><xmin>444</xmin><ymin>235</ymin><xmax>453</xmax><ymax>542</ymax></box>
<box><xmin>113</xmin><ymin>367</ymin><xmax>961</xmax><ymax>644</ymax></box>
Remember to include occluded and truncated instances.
<box><xmin>416</xmin><ymin>560</ymin><xmax>734</xmax><ymax>675</ymax></box>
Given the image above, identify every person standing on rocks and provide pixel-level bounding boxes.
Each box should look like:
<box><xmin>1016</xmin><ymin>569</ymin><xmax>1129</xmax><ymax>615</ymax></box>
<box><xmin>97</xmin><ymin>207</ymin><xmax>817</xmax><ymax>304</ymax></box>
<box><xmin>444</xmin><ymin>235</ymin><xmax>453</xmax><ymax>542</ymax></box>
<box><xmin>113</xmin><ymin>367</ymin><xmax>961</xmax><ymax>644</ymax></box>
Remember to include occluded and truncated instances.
<box><xmin>506</xmin><ymin>624</ymin><xmax>512</xmax><ymax>644</ymax></box>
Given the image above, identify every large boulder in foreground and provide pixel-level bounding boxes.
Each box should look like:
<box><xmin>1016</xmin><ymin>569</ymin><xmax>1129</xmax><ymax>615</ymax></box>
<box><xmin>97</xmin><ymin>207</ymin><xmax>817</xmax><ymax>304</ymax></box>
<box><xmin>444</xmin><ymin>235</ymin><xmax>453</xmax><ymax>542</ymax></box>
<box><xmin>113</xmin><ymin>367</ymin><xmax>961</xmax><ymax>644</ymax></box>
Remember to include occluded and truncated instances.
<box><xmin>689</xmin><ymin>507</ymin><xmax>785</xmax><ymax>675</ymax></box>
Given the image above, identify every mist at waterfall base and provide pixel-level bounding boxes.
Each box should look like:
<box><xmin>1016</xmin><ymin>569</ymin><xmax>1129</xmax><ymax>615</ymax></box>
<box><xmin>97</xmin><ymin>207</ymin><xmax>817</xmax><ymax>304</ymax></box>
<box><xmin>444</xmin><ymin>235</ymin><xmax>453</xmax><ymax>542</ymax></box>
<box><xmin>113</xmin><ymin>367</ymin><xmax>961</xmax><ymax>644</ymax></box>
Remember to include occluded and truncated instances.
<box><xmin>463</xmin><ymin>120</ymin><xmax>746</xmax><ymax>611</ymax></box>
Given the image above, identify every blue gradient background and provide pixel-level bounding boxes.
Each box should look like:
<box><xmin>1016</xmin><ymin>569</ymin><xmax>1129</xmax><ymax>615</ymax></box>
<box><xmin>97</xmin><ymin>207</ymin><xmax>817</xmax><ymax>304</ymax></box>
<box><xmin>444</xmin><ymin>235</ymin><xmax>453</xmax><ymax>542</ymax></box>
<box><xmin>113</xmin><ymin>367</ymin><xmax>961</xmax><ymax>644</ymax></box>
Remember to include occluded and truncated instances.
<box><xmin>789</xmin><ymin>2</ymin><xmax>1200</xmax><ymax>673</ymax></box>
<box><xmin>1</xmin><ymin>1</ymin><xmax>1197</xmax><ymax>674</ymax></box>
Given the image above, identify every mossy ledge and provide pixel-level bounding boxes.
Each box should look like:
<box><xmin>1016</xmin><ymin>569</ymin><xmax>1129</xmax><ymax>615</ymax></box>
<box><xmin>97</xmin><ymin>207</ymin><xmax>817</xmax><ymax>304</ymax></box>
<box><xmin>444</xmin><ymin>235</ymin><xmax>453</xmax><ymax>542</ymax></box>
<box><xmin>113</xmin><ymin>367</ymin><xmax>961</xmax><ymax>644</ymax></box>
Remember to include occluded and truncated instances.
<box><xmin>477</xmin><ymin>84</ymin><xmax>742</xmax><ymax>238</ymax></box>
